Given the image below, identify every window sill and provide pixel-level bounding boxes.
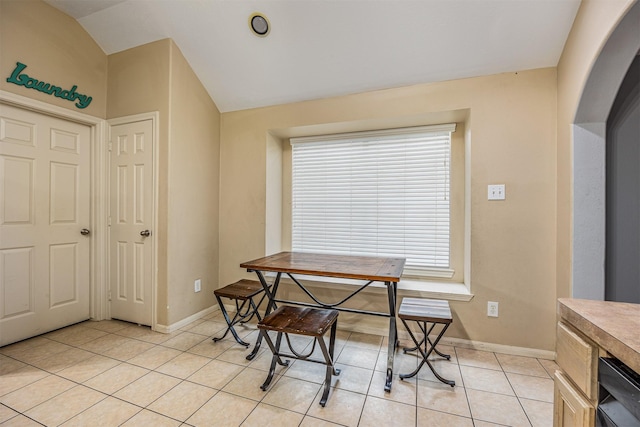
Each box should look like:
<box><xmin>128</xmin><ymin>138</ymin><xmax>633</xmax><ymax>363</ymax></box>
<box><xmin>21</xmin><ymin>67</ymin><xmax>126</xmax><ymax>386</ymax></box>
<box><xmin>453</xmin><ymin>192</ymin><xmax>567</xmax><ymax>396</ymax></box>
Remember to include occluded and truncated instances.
<box><xmin>264</xmin><ymin>272</ymin><xmax>474</xmax><ymax>302</ymax></box>
<box><xmin>397</xmin><ymin>278</ymin><xmax>473</xmax><ymax>302</ymax></box>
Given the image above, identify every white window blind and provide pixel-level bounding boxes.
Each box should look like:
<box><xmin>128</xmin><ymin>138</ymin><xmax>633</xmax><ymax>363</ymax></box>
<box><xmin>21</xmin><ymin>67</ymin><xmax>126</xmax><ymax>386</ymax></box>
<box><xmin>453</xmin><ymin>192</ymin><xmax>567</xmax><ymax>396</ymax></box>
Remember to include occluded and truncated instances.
<box><xmin>291</xmin><ymin>124</ymin><xmax>456</xmax><ymax>278</ymax></box>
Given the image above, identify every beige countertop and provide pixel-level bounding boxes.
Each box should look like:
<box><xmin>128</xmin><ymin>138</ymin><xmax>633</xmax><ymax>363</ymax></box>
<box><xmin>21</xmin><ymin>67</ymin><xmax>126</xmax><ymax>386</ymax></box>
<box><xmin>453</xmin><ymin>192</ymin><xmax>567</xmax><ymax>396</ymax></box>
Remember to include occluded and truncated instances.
<box><xmin>558</xmin><ymin>298</ymin><xmax>640</xmax><ymax>374</ymax></box>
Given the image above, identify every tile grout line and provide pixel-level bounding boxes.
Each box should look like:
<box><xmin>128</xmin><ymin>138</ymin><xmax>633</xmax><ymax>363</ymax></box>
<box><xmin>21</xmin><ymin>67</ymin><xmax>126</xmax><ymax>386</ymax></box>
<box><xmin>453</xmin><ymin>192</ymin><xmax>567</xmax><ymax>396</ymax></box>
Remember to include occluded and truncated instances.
<box><xmin>1</xmin><ymin>319</ymin><xmax>554</xmax><ymax>426</ymax></box>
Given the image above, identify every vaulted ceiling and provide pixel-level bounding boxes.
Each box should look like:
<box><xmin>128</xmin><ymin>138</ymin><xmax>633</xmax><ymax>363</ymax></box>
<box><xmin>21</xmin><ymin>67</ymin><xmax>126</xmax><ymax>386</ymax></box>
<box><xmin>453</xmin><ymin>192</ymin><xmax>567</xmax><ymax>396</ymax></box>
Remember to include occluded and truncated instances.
<box><xmin>44</xmin><ymin>0</ymin><xmax>581</xmax><ymax>113</ymax></box>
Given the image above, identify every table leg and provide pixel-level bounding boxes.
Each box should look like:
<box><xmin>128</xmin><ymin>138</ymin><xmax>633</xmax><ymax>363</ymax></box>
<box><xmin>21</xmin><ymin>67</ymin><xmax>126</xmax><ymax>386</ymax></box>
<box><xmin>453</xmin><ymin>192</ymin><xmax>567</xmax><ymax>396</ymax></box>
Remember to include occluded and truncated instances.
<box><xmin>246</xmin><ymin>271</ymin><xmax>281</xmax><ymax>361</ymax></box>
<box><xmin>385</xmin><ymin>280</ymin><xmax>398</xmax><ymax>392</ymax></box>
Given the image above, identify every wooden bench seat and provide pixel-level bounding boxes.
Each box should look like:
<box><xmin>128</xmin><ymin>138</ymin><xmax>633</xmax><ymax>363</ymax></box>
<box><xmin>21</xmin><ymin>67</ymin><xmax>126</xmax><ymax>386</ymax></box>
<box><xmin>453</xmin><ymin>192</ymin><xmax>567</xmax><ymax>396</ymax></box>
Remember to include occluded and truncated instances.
<box><xmin>213</xmin><ymin>279</ymin><xmax>267</xmax><ymax>346</ymax></box>
<box><xmin>258</xmin><ymin>305</ymin><xmax>340</xmax><ymax>406</ymax></box>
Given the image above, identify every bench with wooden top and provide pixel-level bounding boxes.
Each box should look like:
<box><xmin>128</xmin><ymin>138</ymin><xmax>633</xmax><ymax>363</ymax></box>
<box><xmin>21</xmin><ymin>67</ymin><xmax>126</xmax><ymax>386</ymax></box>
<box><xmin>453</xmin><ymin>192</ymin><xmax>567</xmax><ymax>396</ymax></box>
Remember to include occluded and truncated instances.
<box><xmin>257</xmin><ymin>305</ymin><xmax>340</xmax><ymax>406</ymax></box>
<box><xmin>398</xmin><ymin>297</ymin><xmax>455</xmax><ymax>386</ymax></box>
<box><xmin>212</xmin><ymin>279</ymin><xmax>269</xmax><ymax>346</ymax></box>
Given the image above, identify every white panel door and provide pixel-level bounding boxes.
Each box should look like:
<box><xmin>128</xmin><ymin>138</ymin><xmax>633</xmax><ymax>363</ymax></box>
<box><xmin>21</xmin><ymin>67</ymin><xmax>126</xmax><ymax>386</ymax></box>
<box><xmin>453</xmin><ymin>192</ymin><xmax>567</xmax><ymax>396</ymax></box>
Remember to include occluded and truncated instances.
<box><xmin>0</xmin><ymin>103</ymin><xmax>91</xmax><ymax>346</ymax></box>
<box><xmin>109</xmin><ymin>119</ymin><xmax>153</xmax><ymax>326</ymax></box>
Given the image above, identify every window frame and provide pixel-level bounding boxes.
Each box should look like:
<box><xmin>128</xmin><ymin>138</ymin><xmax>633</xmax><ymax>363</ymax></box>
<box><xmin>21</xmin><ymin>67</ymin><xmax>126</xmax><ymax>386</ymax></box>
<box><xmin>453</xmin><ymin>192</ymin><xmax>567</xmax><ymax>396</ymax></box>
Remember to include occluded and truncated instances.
<box><xmin>289</xmin><ymin>124</ymin><xmax>461</xmax><ymax>282</ymax></box>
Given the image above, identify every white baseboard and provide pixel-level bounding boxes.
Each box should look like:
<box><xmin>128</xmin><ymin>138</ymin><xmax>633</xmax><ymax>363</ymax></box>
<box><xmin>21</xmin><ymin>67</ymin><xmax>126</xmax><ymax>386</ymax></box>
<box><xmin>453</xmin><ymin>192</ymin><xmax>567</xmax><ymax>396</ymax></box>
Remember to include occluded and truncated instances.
<box><xmin>154</xmin><ymin>305</ymin><xmax>219</xmax><ymax>334</ymax></box>
<box><xmin>159</xmin><ymin>303</ymin><xmax>556</xmax><ymax>361</ymax></box>
<box><xmin>334</xmin><ymin>316</ymin><xmax>556</xmax><ymax>361</ymax></box>
<box><xmin>437</xmin><ymin>336</ymin><xmax>556</xmax><ymax>360</ymax></box>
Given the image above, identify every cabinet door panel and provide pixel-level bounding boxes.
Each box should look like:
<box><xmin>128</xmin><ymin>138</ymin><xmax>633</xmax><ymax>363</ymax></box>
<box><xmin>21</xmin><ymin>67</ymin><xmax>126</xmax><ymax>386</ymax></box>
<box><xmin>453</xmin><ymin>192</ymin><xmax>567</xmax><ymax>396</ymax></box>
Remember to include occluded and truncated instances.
<box><xmin>557</xmin><ymin>321</ymin><xmax>598</xmax><ymax>400</ymax></box>
<box><xmin>554</xmin><ymin>370</ymin><xmax>595</xmax><ymax>427</ymax></box>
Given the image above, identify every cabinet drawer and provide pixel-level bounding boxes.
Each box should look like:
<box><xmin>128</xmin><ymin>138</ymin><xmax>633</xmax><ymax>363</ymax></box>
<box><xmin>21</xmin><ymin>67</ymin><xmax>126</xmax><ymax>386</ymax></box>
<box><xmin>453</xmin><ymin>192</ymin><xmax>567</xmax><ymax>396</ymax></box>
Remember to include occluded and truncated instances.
<box><xmin>554</xmin><ymin>370</ymin><xmax>595</xmax><ymax>427</ymax></box>
<box><xmin>557</xmin><ymin>321</ymin><xmax>598</xmax><ymax>401</ymax></box>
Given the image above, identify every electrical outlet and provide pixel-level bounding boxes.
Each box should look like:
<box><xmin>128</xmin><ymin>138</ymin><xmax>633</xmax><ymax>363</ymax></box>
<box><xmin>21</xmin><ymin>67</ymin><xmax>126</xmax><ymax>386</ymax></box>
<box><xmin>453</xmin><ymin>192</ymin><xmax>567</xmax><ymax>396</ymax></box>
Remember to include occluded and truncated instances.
<box><xmin>487</xmin><ymin>301</ymin><xmax>499</xmax><ymax>317</ymax></box>
<box><xmin>194</xmin><ymin>279</ymin><xmax>201</xmax><ymax>293</ymax></box>
<box><xmin>488</xmin><ymin>184</ymin><xmax>506</xmax><ymax>200</ymax></box>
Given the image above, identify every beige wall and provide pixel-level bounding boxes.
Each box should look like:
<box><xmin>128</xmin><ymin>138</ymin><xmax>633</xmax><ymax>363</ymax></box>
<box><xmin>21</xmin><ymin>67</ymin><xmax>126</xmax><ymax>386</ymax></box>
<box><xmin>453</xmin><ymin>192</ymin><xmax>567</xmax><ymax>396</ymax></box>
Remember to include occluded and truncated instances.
<box><xmin>107</xmin><ymin>40</ymin><xmax>172</xmax><ymax>326</ymax></box>
<box><xmin>5</xmin><ymin>0</ymin><xmax>636</xmax><ymax>351</ymax></box>
<box><xmin>555</xmin><ymin>0</ymin><xmax>636</xmax><ymax>299</ymax></box>
<box><xmin>166</xmin><ymin>42</ymin><xmax>220</xmax><ymax>325</ymax></box>
<box><xmin>220</xmin><ymin>68</ymin><xmax>558</xmax><ymax>351</ymax></box>
<box><xmin>0</xmin><ymin>0</ymin><xmax>107</xmax><ymax>118</ymax></box>
<box><xmin>2</xmin><ymin>0</ymin><xmax>221</xmax><ymax>329</ymax></box>
<box><xmin>108</xmin><ymin>40</ymin><xmax>221</xmax><ymax>326</ymax></box>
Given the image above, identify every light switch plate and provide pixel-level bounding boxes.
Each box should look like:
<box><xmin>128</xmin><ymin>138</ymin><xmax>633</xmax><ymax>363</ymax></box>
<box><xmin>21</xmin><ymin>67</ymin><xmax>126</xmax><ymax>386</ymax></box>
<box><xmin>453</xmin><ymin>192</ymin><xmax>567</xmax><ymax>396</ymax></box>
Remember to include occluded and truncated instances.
<box><xmin>488</xmin><ymin>184</ymin><xmax>506</xmax><ymax>200</ymax></box>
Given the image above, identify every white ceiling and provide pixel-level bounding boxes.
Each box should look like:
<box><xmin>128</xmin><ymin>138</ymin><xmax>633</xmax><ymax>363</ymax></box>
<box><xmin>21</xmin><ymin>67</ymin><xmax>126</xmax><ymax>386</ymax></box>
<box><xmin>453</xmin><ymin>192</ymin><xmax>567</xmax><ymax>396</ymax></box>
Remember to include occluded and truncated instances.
<box><xmin>44</xmin><ymin>0</ymin><xmax>581</xmax><ymax>113</ymax></box>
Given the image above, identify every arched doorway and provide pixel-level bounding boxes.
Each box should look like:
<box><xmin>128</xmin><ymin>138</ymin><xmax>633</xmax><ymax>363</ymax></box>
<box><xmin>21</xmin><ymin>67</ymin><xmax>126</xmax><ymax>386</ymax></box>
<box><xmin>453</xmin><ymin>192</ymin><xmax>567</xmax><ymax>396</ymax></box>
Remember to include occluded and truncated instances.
<box><xmin>572</xmin><ymin>2</ymin><xmax>640</xmax><ymax>300</ymax></box>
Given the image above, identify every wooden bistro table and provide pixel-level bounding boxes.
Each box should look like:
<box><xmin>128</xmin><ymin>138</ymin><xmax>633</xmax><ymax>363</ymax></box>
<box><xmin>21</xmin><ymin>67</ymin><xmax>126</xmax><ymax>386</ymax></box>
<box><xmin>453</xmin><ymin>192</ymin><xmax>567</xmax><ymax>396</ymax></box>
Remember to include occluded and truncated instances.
<box><xmin>240</xmin><ymin>251</ymin><xmax>406</xmax><ymax>392</ymax></box>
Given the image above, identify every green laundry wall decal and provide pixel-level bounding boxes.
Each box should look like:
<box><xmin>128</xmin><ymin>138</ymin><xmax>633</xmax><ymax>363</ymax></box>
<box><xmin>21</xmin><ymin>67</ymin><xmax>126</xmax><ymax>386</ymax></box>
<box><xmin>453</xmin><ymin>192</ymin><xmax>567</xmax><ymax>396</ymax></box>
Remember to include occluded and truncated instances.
<box><xmin>6</xmin><ymin>62</ymin><xmax>93</xmax><ymax>109</ymax></box>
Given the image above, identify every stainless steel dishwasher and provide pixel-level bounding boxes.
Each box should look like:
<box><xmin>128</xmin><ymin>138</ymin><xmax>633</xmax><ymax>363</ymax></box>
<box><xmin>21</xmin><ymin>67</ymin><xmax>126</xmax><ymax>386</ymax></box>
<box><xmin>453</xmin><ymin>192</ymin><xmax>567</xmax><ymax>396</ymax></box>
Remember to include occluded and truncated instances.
<box><xmin>597</xmin><ymin>357</ymin><xmax>640</xmax><ymax>426</ymax></box>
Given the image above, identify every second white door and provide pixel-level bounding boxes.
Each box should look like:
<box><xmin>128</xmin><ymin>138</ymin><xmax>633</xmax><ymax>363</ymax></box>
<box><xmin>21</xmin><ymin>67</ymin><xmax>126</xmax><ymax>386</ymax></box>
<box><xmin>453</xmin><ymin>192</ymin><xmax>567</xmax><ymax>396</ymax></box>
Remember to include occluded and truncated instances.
<box><xmin>109</xmin><ymin>118</ymin><xmax>154</xmax><ymax>326</ymax></box>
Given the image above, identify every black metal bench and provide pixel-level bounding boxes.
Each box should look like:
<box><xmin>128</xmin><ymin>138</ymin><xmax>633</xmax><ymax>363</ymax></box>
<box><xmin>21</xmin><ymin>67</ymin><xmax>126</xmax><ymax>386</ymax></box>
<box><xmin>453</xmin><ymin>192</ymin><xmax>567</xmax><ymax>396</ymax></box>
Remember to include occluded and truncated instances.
<box><xmin>398</xmin><ymin>297</ymin><xmax>455</xmax><ymax>387</ymax></box>
<box><xmin>257</xmin><ymin>305</ymin><xmax>340</xmax><ymax>406</ymax></box>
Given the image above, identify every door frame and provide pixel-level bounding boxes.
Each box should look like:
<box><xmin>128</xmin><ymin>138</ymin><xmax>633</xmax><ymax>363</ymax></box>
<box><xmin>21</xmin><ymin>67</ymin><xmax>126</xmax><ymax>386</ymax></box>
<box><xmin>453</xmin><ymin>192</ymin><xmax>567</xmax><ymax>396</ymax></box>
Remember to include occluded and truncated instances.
<box><xmin>0</xmin><ymin>90</ymin><xmax>108</xmax><ymax>322</ymax></box>
<box><xmin>107</xmin><ymin>112</ymin><xmax>159</xmax><ymax>330</ymax></box>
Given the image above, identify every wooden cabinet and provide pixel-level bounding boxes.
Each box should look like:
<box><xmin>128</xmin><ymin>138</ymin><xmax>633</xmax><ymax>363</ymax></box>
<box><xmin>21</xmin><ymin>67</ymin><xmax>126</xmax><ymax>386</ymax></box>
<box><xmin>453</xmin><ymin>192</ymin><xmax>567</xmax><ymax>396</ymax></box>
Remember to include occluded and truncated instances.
<box><xmin>556</xmin><ymin>322</ymin><xmax>598</xmax><ymax>400</ymax></box>
<box><xmin>554</xmin><ymin>321</ymin><xmax>597</xmax><ymax>427</ymax></box>
<box><xmin>556</xmin><ymin>298</ymin><xmax>640</xmax><ymax>427</ymax></box>
<box><xmin>554</xmin><ymin>370</ymin><xmax>595</xmax><ymax>427</ymax></box>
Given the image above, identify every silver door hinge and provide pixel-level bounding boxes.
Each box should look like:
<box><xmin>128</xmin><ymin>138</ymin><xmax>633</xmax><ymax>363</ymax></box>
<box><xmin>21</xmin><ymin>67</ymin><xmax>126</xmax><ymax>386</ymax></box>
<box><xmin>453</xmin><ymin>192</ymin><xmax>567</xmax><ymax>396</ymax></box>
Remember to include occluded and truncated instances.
<box><xmin>108</xmin><ymin>141</ymin><xmax>113</xmax><ymax>152</ymax></box>
<box><xmin>107</xmin><ymin>216</ymin><xmax>111</xmax><ymax>226</ymax></box>
<box><xmin>108</xmin><ymin>290</ymin><xmax>112</xmax><ymax>301</ymax></box>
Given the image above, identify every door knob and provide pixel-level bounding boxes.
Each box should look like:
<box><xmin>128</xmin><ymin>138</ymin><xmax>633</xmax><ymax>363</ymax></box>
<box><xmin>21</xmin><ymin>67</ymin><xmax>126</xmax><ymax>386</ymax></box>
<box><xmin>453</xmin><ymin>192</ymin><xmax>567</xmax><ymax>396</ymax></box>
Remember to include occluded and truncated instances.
<box><xmin>80</xmin><ymin>228</ymin><xmax>90</xmax><ymax>235</ymax></box>
<box><xmin>140</xmin><ymin>230</ymin><xmax>151</xmax><ymax>237</ymax></box>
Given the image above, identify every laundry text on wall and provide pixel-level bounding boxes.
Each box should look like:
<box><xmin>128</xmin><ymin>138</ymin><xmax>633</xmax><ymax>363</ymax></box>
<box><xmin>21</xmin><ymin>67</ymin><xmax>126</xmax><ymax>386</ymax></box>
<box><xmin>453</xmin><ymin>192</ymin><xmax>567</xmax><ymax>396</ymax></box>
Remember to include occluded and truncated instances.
<box><xmin>6</xmin><ymin>62</ymin><xmax>92</xmax><ymax>109</ymax></box>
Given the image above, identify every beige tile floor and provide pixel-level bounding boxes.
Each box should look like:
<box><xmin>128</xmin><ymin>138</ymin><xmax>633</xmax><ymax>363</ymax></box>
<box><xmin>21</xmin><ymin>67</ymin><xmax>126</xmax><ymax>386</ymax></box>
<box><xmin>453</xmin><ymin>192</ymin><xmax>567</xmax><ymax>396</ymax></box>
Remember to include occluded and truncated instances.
<box><xmin>0</xmin><ymin>311</ymin><xmax>558</xmax><ymax>426</ymax></box>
